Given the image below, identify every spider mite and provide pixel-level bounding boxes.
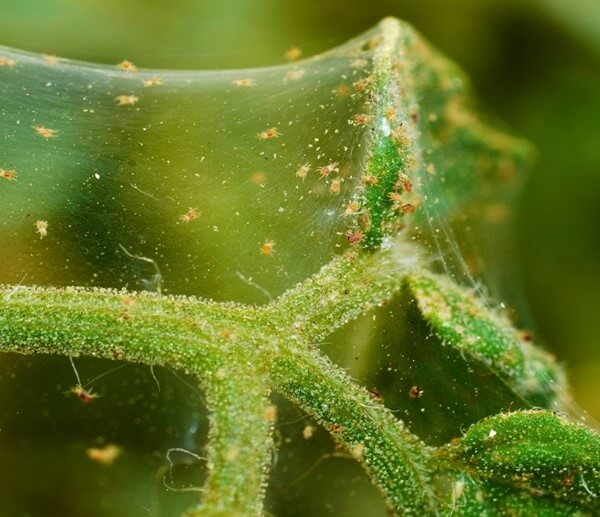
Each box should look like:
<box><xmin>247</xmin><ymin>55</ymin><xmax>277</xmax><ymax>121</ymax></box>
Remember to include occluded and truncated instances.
<box><xmin>179</xmin><ymin>208</ymin><xmax>198</xmax><ymax>223</ymax></box>
<box><xmin>285</xmin><ymin>69</ymin><xmax>305</xmax><ymax>81</ymax></box>
<box><xmin>518</xmin><ymin>329</ymin><xmax>533</xmax><ymax>342</ymax></box>
<box><xmin>260</xmin><ymin>240</ymin><xmax>275</xmax><ymax>256</ymax></box>
<box><xmin>258</xmin><ymin>127</ymin><xmax>280</xmax><ymax>140</ymax></box>
<box><xmin>142</xmin><ymin>76</ymin><xmax>162</xmax><ymax>87</ymax></box>
<box><xmin>86</xmin><ymin>444</ymin><xmax>122</xmax><ymax>465</ymax></box>
<box><xmin>395</xmin><ymin>173</ymin><xmax>413</xmax><ymax>193</ymax></box>
<box><xmin>408</xmin><ymin>385</ymin><xmax>424</xmax><ymax>399</ymax></box>
<box><xmin>32</xmin><ymin>125</ymin><xmax>58</xmax><ymax>139</ymax></box>
<box><xmin>352</xmin><ymin>114</ymin><xmax>372</xmax><ymax>126</ymax></box>
<box><xmin>389</xmin><ymin>191</ymin><xmax>402</xmax><ymax>204</ymax></box>
<box><xmin>369</xmin><ymin>387</ymin><xmax>383</xmax><ymax>401</ymax></box>
<box><xmin>117</xmin><ymin>60</ymin><xmax>137</xmax><ymax>72</ymax></box>
<box><xmin>346</xmin><ymin>230</ymin><xmax>364</xmax><ymax>246</ymax></box>
<box><xmin>115</xmin><ymin>95</ymin><xmax>139</xmax><ymax>106</ymax></box>
<box><xmin>0</xmin><ymin>56</ymin><xmax>16</xmax><ymax>67</ymax></box>
<box><xmin>391</xmin><ymin>126</ymin><xmax>412</xmax><ymax>147</ymax></box>
<box><xmin>344</xmin><ymin>201</ymin><xmax>361</xmax><ymax>217</ymax></box>
<box><xmin>318</xmin><ymin>162</ymin><xmax>338</xmax><ymax>178</ymax></box>
<box><xmin>44</xmin><ymin>54</ymin><xmax>60</xmax><ymax>66</ymax></box>
<box><xmin>295</xmin><ymin>163</ymin><xmax>310</xmax><ymax>180</ymax></box>
<box><xmin>71</xmin><ymin>384</ymin><xmax>99</xmax><ymax>403</ymax></box>
<box><xmin>0</xmin><ymin>168</ymin><xmax>17</xmax><ymax>180</ymax></box>
<box><xmin>232</xmin><ymin>78</ymin><xmax>256</xmax><ymax>87</ymax></box>
<box><xmin>334</xmin><ymin>84</ymin><xmax>350</xmax><ymax>98</ymax></box>
<box><xmin>361</xmin><ymin>174</ymin><xmax>378</xmax><ymax>186</ymax></box>
<box><xmin>330</xmin><ymin>178</ymin><xmax>341</xmax><ymax>194</ymax></box>
<box><xmin>354</xmin><ymin>77</ymin><xmax>371</xmax><ymax>93</ymax></box>
<box><xmin>400</xmin><ymin>202</ymin><xmax>417</xmax><ymax>214</ymax></box>
<box><xmin>385</xmin><ymin>106</ymin><xmax>397</xmax><ymax>120</ymax></box>
<box><xmin>35</xmin><ymin>220</ymin><xmax>48</xmax><ymax>239</ymax></box>
<box><xmin>350</xmin><ymin>58</ymin><xmax>368</xmax><ymax>69</ymax></box>
<box><xmin>284</xmin><ymin>46</ymin><xmax>302</xmax><ymax>61</ymax></box>
<box><xmin>264</xmin><ymin>404</ymin><xmax>278</xmax><ymax>422</ymax></box>
<box><xmin>302</xmin><ymin>424</ymin><xmax>316</xmax><ymax>440</ymax></box>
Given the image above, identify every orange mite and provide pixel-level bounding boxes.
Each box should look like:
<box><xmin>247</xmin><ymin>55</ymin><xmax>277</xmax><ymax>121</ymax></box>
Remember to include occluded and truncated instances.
<box><xmin>179</xmin><ymin>208</ymin><xmax>198</xmax><ymax>223</ymax></box>
<box><xmin>396</xmin><ymin>173</ymin><xmax>413</xmax><ymax>193</ymax></box>
<box><xmin>318</xmin><ymin>162</ymin><xmax>338</xmax><ymax>177</ymax></box>
<box><xmin>44</xmin><ymin>54</ymin><xmax>60</xmax><ymax>66</ymax></box>
<box><xmin>117</xmin><ymin>60</ymin><xmax>137</xmax><ymax>72</ymax></box>
<box><xmin>115</xmin><ymin>95</ymin><xmax>139</xmax><ymax>106</ymax></box>
<box><xmin>330</xmin><ymin>178</ymin><xmax>341</xmax><ymax>194</ymax></box>
<box><xmin>258</xmin><ymin>127</ymin><xmax>280</xmax><ymax>140</ymax></box>
<box><xmin>232</xmin><ymin>78</ymin><xmax>256</xmax><ymax>87</ymax></box>
<box><xmin>71</xmin><ymin>384</ymin><xmax>99</xmax><ymax>403</ymax></box>
<box><xmin>0</xmin><ymin>168</ymin><xmax>17</xmax><ymax>180</ymax></box>
<box><xmin>284</xmin><ymin>46</ymin><xmax>302</xmax><ymax>61</ymax></box>
<box><xmin>32</xmin><ymin>125</ymin><xmax>58</xmax><ymax>139</ymax></box>
<box><xmin>86</xmin><ymin>444</ymin><xmax>122</xmax><ymax>465</ymax></box>
<box><xmin>35</xmin><ymin>220</ymin><xmax>48</xmax><ymax>239</ymax></box>
<box><xmin>296</xmin><ymin>163</ymin><xmax>310</xmax><ymax>179</ymax></box>
<box><xmin>285</xmin><ymin>69</ymin><xmax>305</xmax><ymax>81</ymax></box>
<box><xmin>362</xmin><ymin>174</ymin><xmax>379</xmax><ymax>186</ymax></box>
<box><xmin>142</xmin><ymin>76</ymin><xmax>162</xmax><ymax>87</ymax></box>
<box><xmin>0</xmin><ymin>56</ymin><xmax>16</xmax><ymax>67</ymax></box>
<box><xmin>352</xmin><ymin>113</ymin><xmax>371</xmax><ymax>126</ymax></box>
<box><xmin>408</xmin><ymin>385</ymin><xmax>424</xmax><ymax>398</ymax></box>
<box><xmin>344</xmin><ymin>201</ymin><xmax>361</xmax><ymax>216</ymax></box>
<box><xmin>346</xmin><ymin>230</ymin><xmax>364</xmax><ymax>245</ymax></box>
<box><xmin>260</xmin><ymin>240</ymin><xmax>275</xmax><ymax>256</ymax></box>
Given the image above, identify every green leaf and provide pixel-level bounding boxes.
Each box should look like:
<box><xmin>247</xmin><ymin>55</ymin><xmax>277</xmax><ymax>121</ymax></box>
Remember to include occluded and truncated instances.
<box><xmin>405</xmin><ymin>271</ymin><xmax>569</xmax><ymax>409</ymax></box>
<box><xmin>436</xmin><ymin>410</ymin><xmax>600</xmax><ymax>515</ymax></box>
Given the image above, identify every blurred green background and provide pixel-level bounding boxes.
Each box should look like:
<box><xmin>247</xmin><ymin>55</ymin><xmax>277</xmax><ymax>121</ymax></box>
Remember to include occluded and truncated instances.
<box><xmin>0</xmin><ymin>0</ymin><xmax>597</xmax><ymax>419</ymax></box>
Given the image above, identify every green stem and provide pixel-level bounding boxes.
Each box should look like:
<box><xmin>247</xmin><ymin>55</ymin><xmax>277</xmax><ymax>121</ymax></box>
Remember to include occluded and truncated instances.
<box><xmin>0</xmin><ymin>285</ymin><xmax>272</xmax><ymax>516</ymax></box>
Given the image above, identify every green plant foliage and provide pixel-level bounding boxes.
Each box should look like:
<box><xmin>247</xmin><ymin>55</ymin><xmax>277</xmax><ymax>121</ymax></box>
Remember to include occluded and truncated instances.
<box><xmin>0</xmin><ymin>16</ymin><xmax>597</xmax><ymax>516</ymax></box>
<box><xmin>405</xmin><ymin>272</ymin><xmax>569</xmax><ymax>408</ymax></box>
<box><xmin>433</xmin><ymin>410</ymin><xmax>600</xmax><ymax>514</ymax></box>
